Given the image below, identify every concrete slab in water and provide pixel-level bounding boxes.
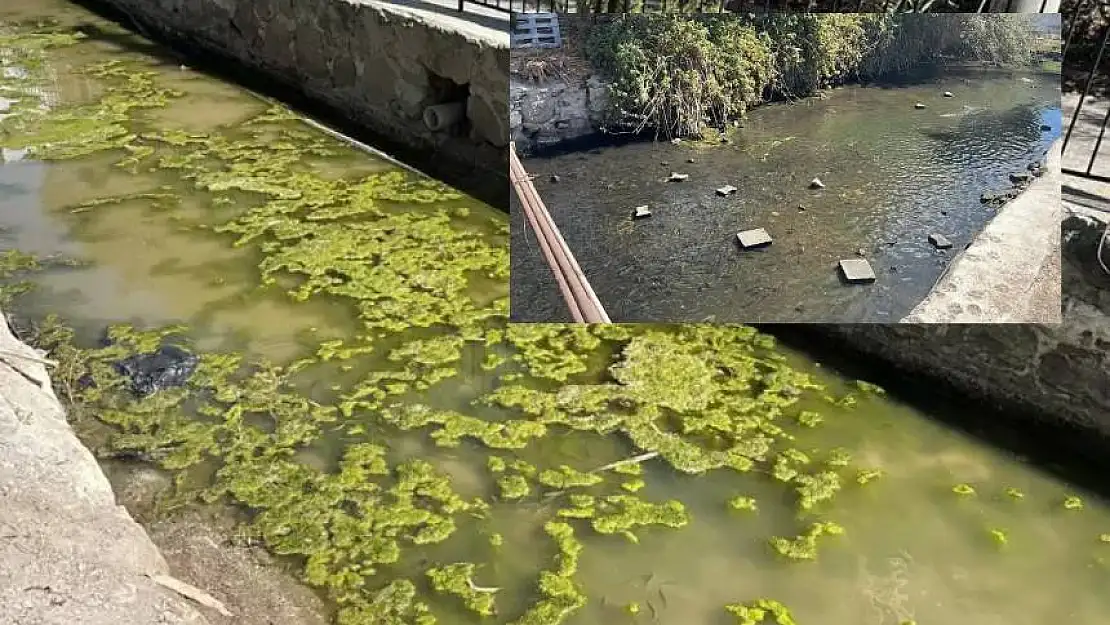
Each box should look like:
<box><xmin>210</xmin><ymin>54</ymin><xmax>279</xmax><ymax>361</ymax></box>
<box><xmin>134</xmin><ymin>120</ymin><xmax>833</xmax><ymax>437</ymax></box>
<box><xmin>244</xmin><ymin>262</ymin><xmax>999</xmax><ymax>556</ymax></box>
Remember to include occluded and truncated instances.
<box><xmin>737</xmin><ymin>228</ymin><xmax>772</xmax><ymax>249</ymax></box>
<box><xmin>716</xmin><ymin>185</ymin><xmax>738</xmax><ymax>196</ymax></box>
<box><xmin>633</xmin><ymin>205</ymin><xmax>652</xmax><ymax>219</ymax></box>
<box><xmin>929</xmin><ymin>233</ymin><xmax>953</xmax><ymax>249</ymax></box>
<box><xmin>839</xmin><ymin>258</ymin><xmax>876</xmax><ymax>283</ymax></box>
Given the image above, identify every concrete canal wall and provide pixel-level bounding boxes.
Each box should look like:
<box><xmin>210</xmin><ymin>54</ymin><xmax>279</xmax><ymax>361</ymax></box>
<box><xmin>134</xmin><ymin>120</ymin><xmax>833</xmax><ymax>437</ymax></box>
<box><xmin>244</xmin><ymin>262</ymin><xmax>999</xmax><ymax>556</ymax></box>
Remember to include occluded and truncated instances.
<box><xmin>787</xmin><ymin>213</ymin><xmax>1110</xmax><ymax>462</ymax></box>
<box><xmin>0</xmin><ymin>311</ymin><xmax>211</xmax><ymax>625</ymax></box>
<box><xmin>902</xmin><ymin>139</ymin><xmax>1062</xmax><ymax>323</ymax></box>
<box><xmin>81</xmin><ymin>0</ymin><xmax>510</xmax><ymax>209</ymax></box>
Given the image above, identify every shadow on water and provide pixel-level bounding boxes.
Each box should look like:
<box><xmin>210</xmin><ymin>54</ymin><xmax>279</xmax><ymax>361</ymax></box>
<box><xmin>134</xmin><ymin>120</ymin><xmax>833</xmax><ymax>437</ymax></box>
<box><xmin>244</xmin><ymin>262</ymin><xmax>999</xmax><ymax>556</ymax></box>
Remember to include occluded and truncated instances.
<box><xmin>765</xmin><ymin>323</ymin><xmax>1110</xmax><ymax>505</ymax></box>
<box><xmin>66</xmin><ymin>0</ymin><xmax>510</xmax><ymax>211</ymax></box>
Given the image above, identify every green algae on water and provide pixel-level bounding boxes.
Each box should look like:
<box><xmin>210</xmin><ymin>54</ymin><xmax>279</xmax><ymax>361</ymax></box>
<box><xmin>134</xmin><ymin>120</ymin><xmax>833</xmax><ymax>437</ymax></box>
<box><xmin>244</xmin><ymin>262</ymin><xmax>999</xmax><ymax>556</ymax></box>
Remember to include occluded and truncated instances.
<box><xmin>0</xmin><ymin>21</ymin><xmax>1007</xmax><ymax>625</ymax></box>
<box><xmin>725</xmin><ymin>598</ymin><xmax>798</xmax><ymax>625</ymax></box>
<box><xmin>953</xmin><ymin>483</ymin><xmax>976</xmax><ymax>496</ymax></box>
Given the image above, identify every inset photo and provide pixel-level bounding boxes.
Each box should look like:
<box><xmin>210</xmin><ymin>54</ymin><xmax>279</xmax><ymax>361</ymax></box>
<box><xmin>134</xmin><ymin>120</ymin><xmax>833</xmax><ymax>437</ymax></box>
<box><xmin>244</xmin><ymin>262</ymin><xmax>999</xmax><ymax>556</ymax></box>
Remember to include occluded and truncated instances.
<box><xmin>510</xmin><ymin>12</ymin><xmax>1062</xmax><ymax>323</ymax></box>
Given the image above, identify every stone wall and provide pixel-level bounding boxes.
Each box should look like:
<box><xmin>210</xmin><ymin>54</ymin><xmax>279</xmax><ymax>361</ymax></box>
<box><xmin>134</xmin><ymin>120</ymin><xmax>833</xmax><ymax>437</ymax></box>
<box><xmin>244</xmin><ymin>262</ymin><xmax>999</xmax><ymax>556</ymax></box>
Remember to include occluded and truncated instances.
<box><xmin>82</xmin><ymin>0</ymin><xmax>509</xmax><ymax>209</ymax></box>
<box><xmin>510</xmin><ymin>75</ymin><xmax>609</xmax><ymax>153</ymax></box>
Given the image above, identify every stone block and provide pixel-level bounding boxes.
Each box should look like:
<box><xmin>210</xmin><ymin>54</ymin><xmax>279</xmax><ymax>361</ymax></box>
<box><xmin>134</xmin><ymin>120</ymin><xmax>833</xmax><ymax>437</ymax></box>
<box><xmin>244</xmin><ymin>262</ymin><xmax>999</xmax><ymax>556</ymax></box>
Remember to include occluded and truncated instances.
<box><xmin>839</xmin><ymin>258</ymin><xmax>876</xmax><ymax>283</ymax></box>
<box><xmin>929</xmin><ymin>234</ymin><xmax>953</xmax><ymax>249</ymax></box>
<box><xmin>737</xmin><ymin>228</ymin><xmax>772</xmax><ymax>249</ymax></box>
<box><xmin>633</xmin><ymin>205</ymin><xmax>652</xmax><ymax>219</ymax></box>
<box><xmin>716</xmin><ymin>185</ymin><xmax>738</xmax><ymax>196</ymax></box>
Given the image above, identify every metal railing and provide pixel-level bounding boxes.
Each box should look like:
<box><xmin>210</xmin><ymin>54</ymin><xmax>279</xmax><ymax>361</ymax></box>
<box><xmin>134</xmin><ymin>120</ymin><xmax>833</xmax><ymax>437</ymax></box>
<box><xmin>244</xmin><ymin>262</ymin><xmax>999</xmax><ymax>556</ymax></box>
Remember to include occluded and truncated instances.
<box><xmin>457</xmin><ymin>0</ymin><xmax>515</xmax><ymax>13</ymax></box>
<box><xmin>1062</xmin><ymin>1</ymin><xmax>1110</xmax><ymax>182</ymax></box>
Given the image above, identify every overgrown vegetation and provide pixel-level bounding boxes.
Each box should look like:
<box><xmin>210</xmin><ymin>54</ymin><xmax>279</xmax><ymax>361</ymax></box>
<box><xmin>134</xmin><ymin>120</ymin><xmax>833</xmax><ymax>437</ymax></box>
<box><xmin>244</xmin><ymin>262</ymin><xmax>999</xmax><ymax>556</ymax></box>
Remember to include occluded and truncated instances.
<box><xmin>546</xmin><ymin>0</ymin><xmax>1004</xmax><ymax>13</ymax></box>
<box><xmin>583</xmin><ymin>13</ymin><xmax>1039</xmax><ymax>138</ymax></box>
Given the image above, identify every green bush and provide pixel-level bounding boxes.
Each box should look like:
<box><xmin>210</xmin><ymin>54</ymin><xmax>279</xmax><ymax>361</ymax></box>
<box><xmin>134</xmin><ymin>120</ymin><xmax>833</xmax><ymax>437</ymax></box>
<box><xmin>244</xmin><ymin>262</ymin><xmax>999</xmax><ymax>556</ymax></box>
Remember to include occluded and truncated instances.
<box><xmin>583</xmin><ymin>13</ymin><xmax>1037</xmax><ymax>138</ymax></box>
<box><xmin>585</xmin><ymin>15</ymin><xmax>773</xmax><ymax>138</ymax></box>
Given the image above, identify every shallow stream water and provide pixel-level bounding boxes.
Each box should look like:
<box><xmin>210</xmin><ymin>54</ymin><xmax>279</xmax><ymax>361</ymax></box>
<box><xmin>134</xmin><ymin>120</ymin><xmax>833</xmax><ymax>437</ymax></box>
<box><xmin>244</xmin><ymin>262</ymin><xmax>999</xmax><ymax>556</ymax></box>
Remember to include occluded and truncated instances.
<box><xmin>514</xmin><ymin>69</ymin><xmax>1061</xmax><ymax>323</ymax></box>
<box><xmin>2</xmin><ymin>5</ymin><xmax>1108</xmax><ymax>625</ymax></box>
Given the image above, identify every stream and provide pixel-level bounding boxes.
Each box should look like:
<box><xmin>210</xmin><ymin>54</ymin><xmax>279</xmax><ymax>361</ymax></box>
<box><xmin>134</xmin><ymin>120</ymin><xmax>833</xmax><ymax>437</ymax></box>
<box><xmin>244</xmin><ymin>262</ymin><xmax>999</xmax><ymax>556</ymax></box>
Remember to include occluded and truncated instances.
<box><xmin>2</xmin><ymin>4</ymin><xmax>1108</xmax><ymax>625</ymax></box>
<box><xmin>513</xmin><ymin>68</ymin><xmax>1061</xmax><ymax>323</ymax></box>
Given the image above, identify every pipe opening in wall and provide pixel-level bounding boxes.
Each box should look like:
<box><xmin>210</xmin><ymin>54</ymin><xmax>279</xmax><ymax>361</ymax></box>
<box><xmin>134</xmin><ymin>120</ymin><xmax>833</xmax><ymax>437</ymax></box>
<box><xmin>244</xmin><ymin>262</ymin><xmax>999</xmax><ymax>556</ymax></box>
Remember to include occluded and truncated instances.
<box><xmin>423</xmin><ymin>70</ymin><xmax>471</xmax><ymax>135</ymax></box>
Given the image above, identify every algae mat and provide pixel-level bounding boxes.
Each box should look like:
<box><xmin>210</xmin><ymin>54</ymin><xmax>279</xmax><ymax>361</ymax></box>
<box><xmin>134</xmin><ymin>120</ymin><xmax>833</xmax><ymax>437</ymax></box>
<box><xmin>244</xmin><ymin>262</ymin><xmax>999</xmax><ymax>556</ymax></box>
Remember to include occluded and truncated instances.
<box><xmin>1</xmin><ymin>6</ymin><xmax>1110</xmax><ymax>625</ymax></box>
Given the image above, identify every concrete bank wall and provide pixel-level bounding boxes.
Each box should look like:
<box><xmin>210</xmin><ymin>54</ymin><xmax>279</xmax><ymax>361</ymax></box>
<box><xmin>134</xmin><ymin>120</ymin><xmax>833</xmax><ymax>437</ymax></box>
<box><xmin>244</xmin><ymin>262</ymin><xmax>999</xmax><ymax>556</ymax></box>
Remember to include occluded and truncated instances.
<box><xmin>902</xmin><ymin>139</ymin><xmax>1062</xmax><ymax>323</ymax></box>
<box><xmin>84</xmin><ymin>0</ymin><xmax>509</xmax><ymax>209</ymax></box>
<box><xmin>0</xmin><ymin>313</ymin><xmax>209</xmax><ymax>625</ymax></box>
<box><xmin>788</xmin><ymin>214</ymin><xmax>1109</xmax><ymax>459</ymax></box>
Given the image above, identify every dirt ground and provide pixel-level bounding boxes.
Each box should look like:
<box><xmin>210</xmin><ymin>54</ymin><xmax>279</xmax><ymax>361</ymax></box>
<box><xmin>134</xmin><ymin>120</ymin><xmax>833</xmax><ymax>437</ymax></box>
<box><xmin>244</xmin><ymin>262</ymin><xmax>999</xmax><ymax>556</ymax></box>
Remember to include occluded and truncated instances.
<box><xmin>109</xmin><ymin>463</ymin><xmax>332</xmax><ymax>625</ymax></box>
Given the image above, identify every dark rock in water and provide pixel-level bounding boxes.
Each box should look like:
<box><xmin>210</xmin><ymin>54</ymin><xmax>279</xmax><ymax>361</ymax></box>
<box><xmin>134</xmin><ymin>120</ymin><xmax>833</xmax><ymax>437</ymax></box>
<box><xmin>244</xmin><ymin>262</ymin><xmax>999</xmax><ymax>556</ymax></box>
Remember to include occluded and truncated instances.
<box><xmin>914</xmin><ymin>102</ymin><xmax>926</xmax><ymax>109</ymax></box>
<box><xmin>943</xmin><ymin>91</ymin><xmax>954</xmax><ymax>98</ymax></box>
<box><xmin>981</xmin><ymin>188</ymin><xmax>1020</xmax><ymax>205</ymax></box>
<box><xmin>1040</xmin><ymin>124</ymin><xmax>1052</xmax><ymax>131</ymax></box>
<box><xmin>550</xmin><ymin>174</ymin><xmax>561</xmax><ymax>183</ymax></box>
<box><xmin>114</xmin><ymin>344</ymin><xmax>199</xmax><ymax>397</ymax></box>
<box><xmin>687</xmin><ymin>158</ymin><xmax>696</xmax><ymax>164</ymax></box>
<box><xmin>1009</xmin><ymin>171</ymin><xmax>1033</xmax><ymax>185</ymax></box>
<box><xmin>929</xmin><ymin>233</ymin><xmax>953</xmax><ymax>249</ymax></box>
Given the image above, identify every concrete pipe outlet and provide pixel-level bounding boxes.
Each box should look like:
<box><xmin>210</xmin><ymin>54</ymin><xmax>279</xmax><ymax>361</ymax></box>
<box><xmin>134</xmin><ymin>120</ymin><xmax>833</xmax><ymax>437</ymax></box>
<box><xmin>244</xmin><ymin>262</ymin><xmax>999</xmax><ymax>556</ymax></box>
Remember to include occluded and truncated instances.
<box><xmin>423</xmin><ymin>102</ymin><xmax>466</xmax><ymax>132</ymax></box>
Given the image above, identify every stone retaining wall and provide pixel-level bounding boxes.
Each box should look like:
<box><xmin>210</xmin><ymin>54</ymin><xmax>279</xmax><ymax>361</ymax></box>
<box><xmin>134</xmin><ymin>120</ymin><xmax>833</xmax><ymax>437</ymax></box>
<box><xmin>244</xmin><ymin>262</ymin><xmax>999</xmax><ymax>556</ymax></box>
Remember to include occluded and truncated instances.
<box><xmin>82</xmin><ymin>0</ymin><xmax>509</xmax><ymax>209</ymax></box>
<box><xmin>510</xmin><ymin>74</ymin><xmax>609</xmax><ymax>153</ymax></box>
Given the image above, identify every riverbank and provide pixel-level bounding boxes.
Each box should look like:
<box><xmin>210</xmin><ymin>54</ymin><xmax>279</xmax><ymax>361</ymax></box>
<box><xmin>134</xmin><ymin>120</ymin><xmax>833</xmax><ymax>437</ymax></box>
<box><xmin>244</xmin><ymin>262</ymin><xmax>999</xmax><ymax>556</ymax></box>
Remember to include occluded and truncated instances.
<box><xmin>75</xmin><ymin>0</ymin><xmax>510</xmax><ymax>210</ymax></box>
<box><xmin>0</xmin><ymin>308</ymin><xmax>210</xmax><ymax>625</ymax></box>
<box><xmin>902</xmin><ymin>138</ymin><xmax>1062</xmax><ymax>323</ymax></box>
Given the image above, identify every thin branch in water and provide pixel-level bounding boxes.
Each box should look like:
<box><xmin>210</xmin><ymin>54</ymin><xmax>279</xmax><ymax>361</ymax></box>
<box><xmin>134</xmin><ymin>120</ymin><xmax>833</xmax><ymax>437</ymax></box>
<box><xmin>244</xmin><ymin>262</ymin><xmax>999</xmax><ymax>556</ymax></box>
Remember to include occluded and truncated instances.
<box><xmin>593</xmin><ymin>450</ymin><xmax>661</xmax><ymax>473</ymax></box>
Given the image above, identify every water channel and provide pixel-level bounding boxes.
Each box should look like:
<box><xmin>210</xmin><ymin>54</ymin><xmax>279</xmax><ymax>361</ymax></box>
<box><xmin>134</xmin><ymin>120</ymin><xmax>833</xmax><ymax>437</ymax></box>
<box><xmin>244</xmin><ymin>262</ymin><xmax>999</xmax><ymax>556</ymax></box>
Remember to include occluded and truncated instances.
<box><xmin>2</xmin><ymin>5</ymin><xmax>1108</xmax><ymax>625</ymax></box>
<box><xmin>513</xmin><ymin>68</ymin><xmax>1061</xmax><ymax>323</ymax></box>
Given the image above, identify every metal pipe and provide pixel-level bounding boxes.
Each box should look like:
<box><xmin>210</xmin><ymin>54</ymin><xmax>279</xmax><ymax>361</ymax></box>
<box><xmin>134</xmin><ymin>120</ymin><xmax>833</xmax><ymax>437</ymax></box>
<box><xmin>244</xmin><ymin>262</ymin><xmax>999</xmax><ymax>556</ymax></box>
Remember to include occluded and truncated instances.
<box><xmin>509</xmin><ymin>145</ymin><xmax>600</xmax><ymax>322</ymax></box>
<box><xmin>509</xmin><ymin>143</ymin><xmax>611</xmax><ymax>323</ymax></box>
<box><xmin>511</xmin><ymin>152</ymin><xmax>610</xmax><ymax>323</ymax></box>
<box><xmin>510</xmin><ymin>150</ymin><xmax>587</xmax><ymax>322</ymax></box>
<box><xmin>423</xmin><ymin>102</ymin><xmax>466</xmax><ymax>132</ymax></box>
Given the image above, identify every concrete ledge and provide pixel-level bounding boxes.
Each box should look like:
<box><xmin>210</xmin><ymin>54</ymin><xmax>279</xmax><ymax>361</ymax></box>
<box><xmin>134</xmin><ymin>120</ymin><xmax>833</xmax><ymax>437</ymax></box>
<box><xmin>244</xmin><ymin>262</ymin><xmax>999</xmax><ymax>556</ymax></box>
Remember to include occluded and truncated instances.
<box><xmin>774</xmin><ymin>214</ymin><xmax>1110</xmax><ymax>468</ymax></box>
<box><xmin>903</xmin><ymin>139</ymin><xmax>1062</xmax><ymax>323</ymax></box>
<box><xmin>81</xmin><ymin>0</ymin><xmax>509</xmax><ymax>209</ymax></box>
<box><xmin>0</xmin><ymin>313</ymin><xmax>208</xmax><ymax>625</ymax></box>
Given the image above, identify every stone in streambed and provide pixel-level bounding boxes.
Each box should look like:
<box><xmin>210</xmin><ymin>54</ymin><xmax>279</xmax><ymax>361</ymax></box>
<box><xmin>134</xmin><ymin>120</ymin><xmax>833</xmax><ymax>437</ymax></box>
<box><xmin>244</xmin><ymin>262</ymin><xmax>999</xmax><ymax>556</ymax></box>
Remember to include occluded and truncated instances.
<box><xmin>838</xmin><ymin>259</ymin><xmax>876</xmax><ymax>284</ymax></box>
<box><xmin>736</xmin><ymin>228</ymin><xmax>773</xmax><ymax>249</ymax></box>
<box><xmin>928</xmin><ymin>234</ymin><xmax>953</xmax><ymax>249</ymax></box>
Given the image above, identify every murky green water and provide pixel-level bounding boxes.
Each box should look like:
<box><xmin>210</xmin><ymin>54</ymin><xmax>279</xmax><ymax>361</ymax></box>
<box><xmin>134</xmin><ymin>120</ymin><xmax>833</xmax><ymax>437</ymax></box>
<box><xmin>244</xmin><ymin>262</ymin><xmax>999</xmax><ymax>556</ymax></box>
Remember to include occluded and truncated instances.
<box><xmin>1</xmin><ymin>5</ymin><xmax>1108</xmax><ymax>625</ymax></box>
<box><xmin>513</xmin><ymin>68</ymin><xmax>1061</xmax><ymax>323</ymax></box>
